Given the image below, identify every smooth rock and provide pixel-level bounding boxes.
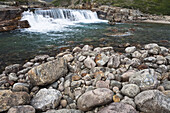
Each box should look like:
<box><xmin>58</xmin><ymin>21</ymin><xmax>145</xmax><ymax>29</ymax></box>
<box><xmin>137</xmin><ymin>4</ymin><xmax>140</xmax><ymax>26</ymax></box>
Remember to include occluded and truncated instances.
<box><xmin>73</xmin><ymin>47</ymin><xmax>82</xmax><ymax>53</ymax></box>
<box><xmin>7</xmin><ymin>105</ymin><xmax>35</xmax><ymax>113</ymax></box>
<box><xmin>144</xmin><ymin>43</ymin><xmax>159</xmax><ymax>50</ymax></box>
<box><xmin>110</xmin><ymin>80</ymin><xmax>122</xmax><ymax>89</ymax></box>
<box><xmin>121</xmin><ymin>84</ymin><xmax>140</xmax><ymax>98</ymax></box>
<box><xmin>31</xmin><ymin>55</ymin><xmax>49</xmax><ymax>62</ymax></box>
<box><xmin>84</xmin><ymin>56</ymin><xmax>96</xmax><ymax>69</ymax></box>
<box><xmin>44</xmin><ymin>109</ymin><xmax>83</xmax><ymax>113</ymax></box>
<box><xmin>98</xmin><ymin>102</ymin><xmax>137</xmax><ymax>113</ymax></box>
<box><xmin>96</xmin><ymin>80</ymin><xmax>109</xmax><ymax>88</ymax></box>
<box><xmin>129</xmin><ymin>69</ymin><xmax>158</xmax><ymax>90</ymax></box>
<box><xmin>77</xmin><ymin>88</ymin><xmax>113</xmax><ymax>111</ymax></box>
<box><xmin>31</xmin><ymin>88</ymin><xmax>62</xmax><ymax>111</ymax></box>
<box><xmin>0</xmin><ymin>90</ymin><xmax>30</xmax><ymax>112</ymax></box>
<box><xmin>4</xmin><ymin>64</ymin><xmax>21</xmax><ymax>74</ymax></box>
<box><xmin>132</xmin><ymin>51</ymin><xmax>142</xmax><ymax>58</ymax></box>
<box><xmin>23</xmin><ymin>62</ymin><xmax>34</xmax><ymax>68</ymax></box>
<box><xmin>135</xmin><ymin>90</ymin><xmax>170</xmax><ymax>113</ymax></box>
<box><xmin>12</xmin><ymin>83</ymin><xmax>29</xmax><ymax>92</ymax></box>
<box><xmin>125</xmin><ymin>46</ymin><xmax>136</xmax><ymax>53</ymax></box>
<box><xmin>28</xmin><ymin>58</ymin><xmax>68</xmax><ymax>86</ymax></box>
<box><xmin>82</xmin><ymin>45</ymin><xmax>93</xmax><ymax>51</ymax></box>
<box><xmin>121</xmin><ymin>70</ymin><xmax>136</xmax><ymax>82</ymax></box>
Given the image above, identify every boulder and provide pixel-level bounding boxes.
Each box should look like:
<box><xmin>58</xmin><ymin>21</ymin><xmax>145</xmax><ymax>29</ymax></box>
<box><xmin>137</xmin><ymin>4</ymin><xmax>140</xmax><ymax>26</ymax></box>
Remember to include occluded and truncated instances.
<box><xmin>44</xmin><ymin>109</ymin><xmax>83</xmax><ymax>113</ymax></box>
<box><xmin>77</xmin><ymin>88</ymin><xmax>113</xmax><ymax>111</ymax></box>
<box><xmin>98</xmin><ymin>102</ymin><xmax>137</xmax><ymax>113</ymax></box>
<box><xmin>129</xmin><ymin>69</ymin><xmax>158</xmax><ymax>90</ymax></box>
<box><xmin>31</xmin><ymin>88</ymin><xmax>62</xmax><ymax>111</ymax></box>
<box><xmin>121</xmin><ymin>84</ymin><xmax>140</xmax><ymax>98</ymax></box>
<box><xmin>0</xmin><ymin>90</ymin><xmax>30</xmax><ymax>112</ymax></box>
<box><xmin>7</xmin><ymin>105</ymin><xmax>35</xmax><ymax>113</ymax></box>
<box><xmin>135</xmin><ymin>90</ymin><xmax>170</xmax><ymax>113</ymax></box>
<box><xmin>28</xmin><ymin>58</ymin><xmax>68</xmax><ymax>86</ymax></box>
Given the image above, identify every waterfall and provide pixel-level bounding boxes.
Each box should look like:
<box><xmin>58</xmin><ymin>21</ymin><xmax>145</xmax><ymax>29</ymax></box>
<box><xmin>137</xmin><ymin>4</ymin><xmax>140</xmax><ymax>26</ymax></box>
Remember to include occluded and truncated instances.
<box><xmin>21</xmin><ymin>8</ymin><xmax>107</xmax><ymax>33</ymax></box>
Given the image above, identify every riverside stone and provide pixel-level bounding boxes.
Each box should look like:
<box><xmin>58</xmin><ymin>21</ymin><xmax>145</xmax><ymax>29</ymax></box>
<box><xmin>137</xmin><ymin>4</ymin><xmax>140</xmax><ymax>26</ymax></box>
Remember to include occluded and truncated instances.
<box><xmin>121</xmin><ymin>70</ymin><xmax>136</xmax><ymax>82</ymax></box>
<box><xmin>144</xmin><ymin>43</ymin><xmax>159</xmax><ymax>50</ymax></box>
<box><xmin>0</xmin><ymin>90</ymin><xmax>30</xmax><ymax>112</ymax></box>
<box><xmin>135</xmin><ymin>90</ymin><xmax>170</xmax><ymax>113</ymax></box>
<box><xmin>161</xmin><ymin>81</ymin><xmax>170</xmax><ymax>90</ymax></box>
<box><xmin>77</xmin><ymin>88</ymin><xmax>113</xmax><ymax>111</ymax></box>
<box><xmin>129</xmin><ymin>69</ymin><xmax>158</xmax><ymax>90</ymax></box>
<box><xmin>44</xmin><ymin>109</ymin><xmax>83</xmax><ymax>113</ymax></box>
<box><xmin>28</xmin><ymin>58</ymin><xmax>68</xmax><ymax>86</ymax></box>
<box><xmin>12</xmin><ymin>83</ymin><xmax>29</xmax><ymax>92</ymax></box>
<box><xmin>23</xmin><ymin>62</ymin><xmax>34</xmax><ymax>68</ymax></box>
<box><xmin>121</xmin><ymin>96</ymin><xmax>136</xmax><ymax>108</ymax></box>
<box><xmin>121</xmin><ymin>84</ymin><xmax>140</xmax><ymax>98</ymax></box>
<box><xmin>84</xmin><ymin>56</ymin><xmax>96</xmax><ymax>69</ymax></box>
<box><xmin>7</xmin><ymin>105</ymin><xmax>35</xmax><ymax>113</ymax></box>
<box><xmin>125</xmin><ymin>46</ymin><xmax>136</xmax><ymax>53</ymax></box>
<box><xmin>107</xmin><ymin>54</ymin><xmax>120</xmax><ymax>68</ymax></box>
<box><xmin>98</xmin><ymin>102</ymin><xmax>138</xmax><ymax>113</ymax></box>
<box><xmin>4</xmin><ymin>64</ymin><xmax>21</xmax><ymax>74</ymax></box>
<box><xmin>95</xmin><ymin>53</ymin><xmax>109</xmax><ymax>66</ymax></box>
<box><xmin>63</xmin><ymin>54</ymin><xmax>74</xmax><ymax>62</ymax></box>
<box><xmin>8</xmin><ymin>73</ymin><xmax>18</xmax><ymax>81</ymax></box>
<box><xmin>31</xmin><ymin>88</ymin><xmax>62</xmax><ymax>111</ymax></box>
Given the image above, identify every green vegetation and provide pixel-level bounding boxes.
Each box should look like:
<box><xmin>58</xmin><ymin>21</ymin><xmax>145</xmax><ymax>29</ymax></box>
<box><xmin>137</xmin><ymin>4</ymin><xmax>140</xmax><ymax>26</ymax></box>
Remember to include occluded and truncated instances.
<box><xmin>93</xmin><ymin>0</ymin><xmax>170</xmax><ymax>15</ymax></box>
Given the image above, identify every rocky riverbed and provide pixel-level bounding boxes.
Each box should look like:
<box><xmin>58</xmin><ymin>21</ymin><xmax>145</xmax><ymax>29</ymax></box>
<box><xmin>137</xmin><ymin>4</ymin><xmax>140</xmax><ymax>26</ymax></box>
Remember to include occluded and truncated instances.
<box><xmin>0</xmin><ymin>43</ymin><xmax>170</xmax><ymax>113</ymax></box>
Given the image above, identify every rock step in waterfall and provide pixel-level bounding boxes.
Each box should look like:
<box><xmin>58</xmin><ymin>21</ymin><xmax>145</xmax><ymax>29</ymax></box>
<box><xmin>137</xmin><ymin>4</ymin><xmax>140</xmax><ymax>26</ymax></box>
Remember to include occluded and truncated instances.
<box><xmin>21</xmin><ymin>8</ymin><xmax>107</xmax><ymax>33</ymax></box>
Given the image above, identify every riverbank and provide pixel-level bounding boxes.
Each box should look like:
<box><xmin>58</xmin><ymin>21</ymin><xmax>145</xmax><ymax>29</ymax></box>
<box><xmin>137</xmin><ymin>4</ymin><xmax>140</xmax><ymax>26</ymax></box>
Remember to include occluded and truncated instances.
<box><xmin>0</xmin><ymin>43</ymin><xmax>170</xmax><ymax>113</ymax></box>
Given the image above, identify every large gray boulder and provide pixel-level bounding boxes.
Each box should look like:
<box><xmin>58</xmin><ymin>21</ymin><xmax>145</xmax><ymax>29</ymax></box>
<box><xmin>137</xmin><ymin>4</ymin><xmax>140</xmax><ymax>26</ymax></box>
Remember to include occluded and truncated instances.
<box><xmin>44</xmin><ymin>109</ymin><xmax>83</xmax><ymax>113</ymax></box>
<box><xmin>77</xmin><ymin>88</ymin><xmax>113</xmax><ymax>111</ymax></box>
<box><xmin>135</xmin><ymin>90</ymin><xmax>170</xmax><ymax>113</ymax></box>
<box><xmin>31</xmin><ymin>88</ymin><xmax>62</xmax><ymax>111</ymax></box>
<box><xmin>98</xmin><ymin>102</ymin><xmax>138</xmax><ymax>113</ymax></box>
<box><xmin>7</xmin><ymin>105</ymin><xmax>35</xmax><ymax>113</ymax></box>
<box><xmin>129</xmin><ymin>69</ymin><xmax>158</xmax><ymax>90</ymax></box>
<box><xmin>0</xmin><ymin>90</ymin><xmax>30</xmax><ymax>112</ymax></box>
<box><xmin>28</xmin><ymin>58</ymin><xmax>68</xmax><ymax>86</ymax></box>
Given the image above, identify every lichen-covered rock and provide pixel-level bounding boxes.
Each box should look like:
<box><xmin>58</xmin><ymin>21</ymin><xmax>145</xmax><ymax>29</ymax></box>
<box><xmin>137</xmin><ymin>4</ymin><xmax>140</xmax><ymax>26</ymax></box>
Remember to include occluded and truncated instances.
<box><xmin>0</xmin><ymin>90</ymin><xmax>30</xmax><ymax>112</ymax></box>
<box><xmin>7</xmin><ymin>105</ymin><xmax>35</xmax><ymax>113</ymax></box>
<box><xmin>31</xmin><ymin>88</ymin><xmax>62</xmax><ymax>111</ymax></box>
<box><xmin>28</xmin><ymin>58</ymin><xmax>68</xmax><ymax>86</ymax></box>
<box><xmin>121</xmin><ymin>84</ymin><xmax>140</xmax><ymax>98</ymax></box>
<box><xmin>98</xmin><ymin>102</ymin><xmax>138</xmax><ymax>113</ymax></box>
<box><xmin>129</xmin><ymin>69</ymin><xmax>158</xmax><ymax>90</ymax></box>
<box><xmin>44</xmin><ymin>109</ymin><xmax>83</xmax><ymax>113</ymax></box>
<box><xmin>135</xmin><ymin>90</ymin><xmax>170</xmax><ymax>113</ymax></box>
<box><xmin>77</xmin><ymin>88</ymin><xmax>113</xmax><ymax>111</ymax></box>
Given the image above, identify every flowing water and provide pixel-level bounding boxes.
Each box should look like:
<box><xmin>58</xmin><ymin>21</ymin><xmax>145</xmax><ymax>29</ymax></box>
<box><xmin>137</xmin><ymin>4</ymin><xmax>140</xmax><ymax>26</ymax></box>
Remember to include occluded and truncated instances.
<box><xmin>0</xmin><ymin>8</ymin><xmax>170</xmax><ymax>72</ymax></box>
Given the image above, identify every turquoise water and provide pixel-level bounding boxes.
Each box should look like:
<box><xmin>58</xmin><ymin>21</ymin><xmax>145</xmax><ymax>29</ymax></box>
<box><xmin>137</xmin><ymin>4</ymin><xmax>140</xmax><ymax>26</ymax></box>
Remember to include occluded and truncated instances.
<box><xmin>0</xmin><ymin>22</ymin><xmax>170</xmax><ymax>72</ymax></box>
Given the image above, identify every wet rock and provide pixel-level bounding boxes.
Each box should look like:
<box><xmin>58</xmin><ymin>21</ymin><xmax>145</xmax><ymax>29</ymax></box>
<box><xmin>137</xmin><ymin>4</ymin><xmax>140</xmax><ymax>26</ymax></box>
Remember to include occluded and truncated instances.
<box><xmin>28</xmin><ymin>58</ymin><xmax>68</xmax><ymax>86</ymax></box>
<box><xmin>129</xmin><ymin>69</ymin><xmax>158</xmax><ymax>90</ymax></box>
<box><xmin>125</xmin><ymin>46</ymin><xmax>136</xmax><ymax>53</ymax></box>
<box><xmin>95</xmin><ymin>53</ymin><xmax>109</xmax><ymax>66</ymax></box>
<box><xmin>135</xmin><ymin>90</ymin><xmax>170</xmax><ymax>113</ymax></box>
<box><xmin>44</xmin><ymin>109</ymin><xmax>83</xmax><ymax>113</ymax></box>
<box><xmin>8</xmin><ymin>73</ymin><xmax>18</xmax><ymax>81</ymax></box>
<box><xmin>31</xmin><ymin>88</ymin><xmax>62</xmax><ymax>111</ymax></box>
<box><xmin>0</xmin><ymin>90</ymin><xmax>30</xmax><ymax>112</ymax></box>
<box><xmin>121</xmin><ymin>84</ymin><xmax>140</xmax><ymax>98</ymax></box>
<box><xmin>98</xmin><ymin>102</ymin><xmax>137</xmax><ymax>113</ymax></box>
<box><xmin>77</xmin><ymin>88</ymin><xmax>113</xmax><ymax>111</ymax></box>
<box><xmin>63</xmin><ymin>54</ymin><xmax>74</xmax><ymax>62</ymax></box>
<box><xmin>121</xmin><ymin>96</ymin><xmax>136</xmax><ymax>108</ymax></box>
<box><xmin>4</xmin><ymin>64</ymin><xmax>21</xmax><ymax>74</ymax></box>
<box><xmin>84</xmin><ymin>56</ymin><xmax>96</xmax><ymax>69</ymax></box>
<box><xmin>107</xmin><ymin>54</ymin><xmax>120</xmax><ymax>68</ymax></box>
<box><xmin>7</xmin><ymin>105</ymin><xmax>35</xmax><ymax>113</ymax></box>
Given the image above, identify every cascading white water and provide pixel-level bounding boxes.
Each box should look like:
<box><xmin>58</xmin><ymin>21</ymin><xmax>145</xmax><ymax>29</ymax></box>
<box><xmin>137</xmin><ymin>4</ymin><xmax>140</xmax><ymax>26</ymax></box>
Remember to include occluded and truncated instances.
<box><xmin>21</xmin><ymin>8</ymin><xmax>107</xmax><ymax>33</ymax></box>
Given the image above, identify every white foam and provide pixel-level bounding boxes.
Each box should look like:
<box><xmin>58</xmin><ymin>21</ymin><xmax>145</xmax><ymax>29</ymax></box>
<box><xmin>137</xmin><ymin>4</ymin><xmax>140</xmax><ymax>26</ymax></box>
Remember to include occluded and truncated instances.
<box><xmin>21</xmin><ymin>9</ymin><xmax>107</xmax><ymax>33</ymax></box>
